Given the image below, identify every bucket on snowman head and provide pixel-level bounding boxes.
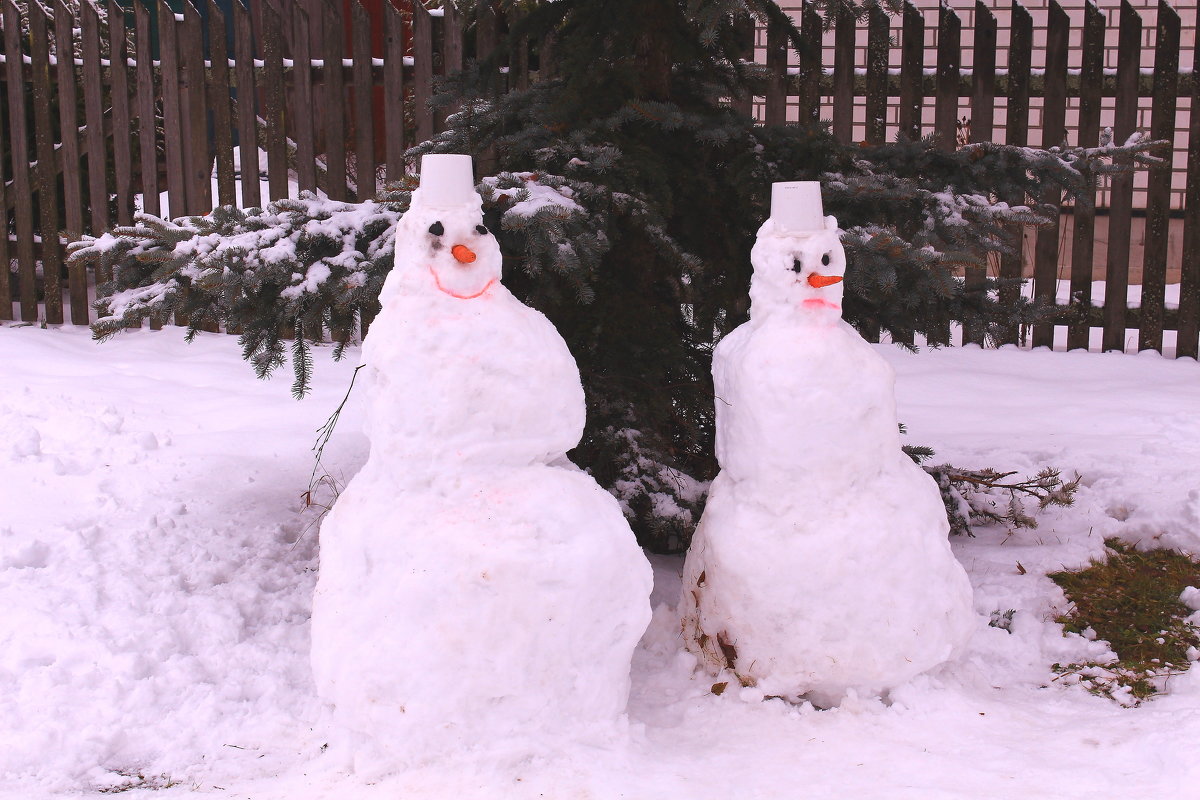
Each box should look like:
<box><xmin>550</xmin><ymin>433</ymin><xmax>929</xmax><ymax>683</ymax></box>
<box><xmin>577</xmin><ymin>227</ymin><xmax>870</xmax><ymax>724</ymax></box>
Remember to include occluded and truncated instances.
<box><xmin>769</xmin><ymin>181</ymin><xmax>825</xmax><ymax>234</ymax></box>
<box><xmin>414</xmin><ymin>154</ymin><xmax>478</xmax><ymax>209</ymax></box>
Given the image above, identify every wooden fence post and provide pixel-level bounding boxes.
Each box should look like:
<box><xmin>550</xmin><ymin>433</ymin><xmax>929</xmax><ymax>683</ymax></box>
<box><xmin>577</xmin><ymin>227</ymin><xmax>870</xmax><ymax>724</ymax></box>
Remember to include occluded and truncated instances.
<box><xmin>963</xmin><ymin>1</ymin><xmax>997</xmax><ymax>347</ymax></box>
<box><xmin>180</xmin><ymin>0</ymin><xmax>211</xmax><ymax>214</ymax></box>
<box><xmin>322</xmin><ymin>0</ymin><xmax>347</xmax><ymax>201</ymax></box>
<box><xmin>412</xmin><ymin>2</ymin><xmax>434</xmax><ymax>145</ymax></box>
<box><xmin>1030</xmin><ymin>0</ymin><xmax>1069</xmax><ymax>350</ymax></box>
<box><xmin>795</xmin><ymin>2</ymin><xmax>820</xmax><ymax>125</ymax></box>
<box><xmin>351</xmin><ymin>0</ymin><xmax>376</xmax><ymax>199</ymax></box>
<box><xmin>1066</xmin><ymin>0</ymin><xmax>1105</xmax><ymax>352</ymax></box>
<box><xmin>108</xmin><ymin>0</ymin><xmax>134</xmax><ymax>226</ymax></box>
<box><xmin>1180</xmin><ymin>11</ymin><xmax>1200</xmax><ymax>360</ymax></box>
<box><xmin>5</xmin><ymin>0</ymin><xmax>40</xmax><ymax>321</ymax></box>
<box><xmin>934</xmin><ymin>3</ymin><xmax>960</xmax><ymax>154</ymax></box>
<box><xmin>209</xmin><ymin>2</ymin><xmax>237</xmax><ymax>208</ymax></box>
<box><xmin>832</xmin><ymin>6</ymin><xmax>854</xmax><ymax>143</ymax></box>
<box><xmin>864</xmin><ymin>5</ymin><xmax>888</xmax><ymax>147</ymax></box>
<box><xmin>158</xmin><ymin>0</ymin><xmax>186</xmax><ymax>217</ymax></box>
<box><xmin>133</xmin><ymin>0</ymin><xmax>159</xmax><ymax>220</ymax></box>
<box><xmin>1102</xmin><ymin>0</ymin><xmax>1142</xmax><ymax>353</ymax></box>
<box><xmin>764</xmin><ymin>15</ymin><xmax>787</xmax><ymax>127</ymax></box>
<box><xmin>384</xmin><ymin>0</ymin><xmax>407</xmax><ymax>182</ymax></box>
<box><xmin>261</xmin><ymin>0</ymin><xmax>289</xmax><ymax>201</ymax></box>
<box><xmin>998</xmin><ymin>0</ymin><xmax>1031</xmax><ymax>346</ymax></box>
<box><xmin>897</xmin><ymin>2</ymin><xmax>923</xmax><ymax>144</ymax></box>
<box><xmin>1139</xmin><ymin>0</ymin><xmax>1180</xmax><ymax>354</ymax></box>
<box><xmin>29</xmin><ymin>2</ymin><xmax>63</xmax><ymax>324</ymax></box>
<box><xmin>233</xmin><ymin>0</ymin><xmax>262</xmax><ymax>209</ymax></box>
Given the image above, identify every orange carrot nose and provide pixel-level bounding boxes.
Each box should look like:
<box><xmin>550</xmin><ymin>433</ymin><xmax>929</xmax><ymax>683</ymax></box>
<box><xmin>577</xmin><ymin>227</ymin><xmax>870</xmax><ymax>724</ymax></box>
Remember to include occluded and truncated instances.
<box><xmin>451</xmin><ymin>244</ymin><xmax>476</xmax><ymax>264</ymax></box>
<box><xmin>808</xmin><ymin>273</ymin><xmax>843</xmax><ymax>288</ymax></box>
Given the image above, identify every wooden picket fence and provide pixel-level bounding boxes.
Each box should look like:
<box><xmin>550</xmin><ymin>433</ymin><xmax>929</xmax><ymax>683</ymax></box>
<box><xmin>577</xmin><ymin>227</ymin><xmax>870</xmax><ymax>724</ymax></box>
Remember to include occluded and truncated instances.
<box><xmin>1</xmin><ymin>0</ymin><xmax>1198</xmax><ymax>359</ymax></box>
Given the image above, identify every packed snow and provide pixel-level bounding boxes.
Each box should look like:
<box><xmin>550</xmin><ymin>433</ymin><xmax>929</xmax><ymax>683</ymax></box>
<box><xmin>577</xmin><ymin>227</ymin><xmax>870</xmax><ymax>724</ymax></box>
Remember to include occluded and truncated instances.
<box><xmin>308</xmin><ymin>155</ymin><xmax>651</xmax><ymax>775</ymax></box>
<box><xmin>681</xmin><ymin>198</ymin><xmax>973</xmax><ymax>705</ymax></box>
<box><xmin>3</xmin><ymin>321</ymin><xmax>1200</xmax><ymax>798</ymax></box>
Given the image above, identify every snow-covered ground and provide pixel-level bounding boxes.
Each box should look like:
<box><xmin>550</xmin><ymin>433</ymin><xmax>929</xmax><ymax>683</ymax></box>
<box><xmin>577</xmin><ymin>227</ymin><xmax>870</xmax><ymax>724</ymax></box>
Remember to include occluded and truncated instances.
<box><xmin>3</xmin><ymin>323</ymin><xmax>1199</xmax><ymax>799</ymax></box>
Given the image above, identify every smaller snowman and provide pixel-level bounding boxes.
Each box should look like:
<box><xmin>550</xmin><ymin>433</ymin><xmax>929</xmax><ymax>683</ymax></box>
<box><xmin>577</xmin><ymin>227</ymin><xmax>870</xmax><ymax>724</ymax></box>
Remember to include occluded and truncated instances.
<box><xmin>680</xmin><ymin>182</ymin><xmax>975</xmax><ymax>707</ymax></box>
<box><xmin>310</xmin><ymin>155</ymin><xmax>652</xmax><ymax>773</ymax></box>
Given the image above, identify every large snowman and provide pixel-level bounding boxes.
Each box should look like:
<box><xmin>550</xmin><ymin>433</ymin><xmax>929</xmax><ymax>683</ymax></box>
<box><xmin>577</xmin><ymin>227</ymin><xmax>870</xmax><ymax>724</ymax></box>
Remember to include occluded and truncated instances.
<box><xmin>310</xmin><ymin>154</ymin><xmax>652</xmax><ymax>772</ymax></box>
<box><xmin>680</xmin><ymin>182</ymin><xmax>975</xmax><ymax>707</ymax></box>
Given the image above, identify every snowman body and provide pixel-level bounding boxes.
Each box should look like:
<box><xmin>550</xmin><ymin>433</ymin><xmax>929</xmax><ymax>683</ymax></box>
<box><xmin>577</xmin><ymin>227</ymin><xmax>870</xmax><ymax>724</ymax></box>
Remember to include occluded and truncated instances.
<box><xmin>310</xmin><ymin>161</ymin><xmax>652</xmax><ymax>770</ymax></box>
<box><xmin>680</xmin><ymin>214</ymin><xmax>974</xmax><ymax>706</ymax></box>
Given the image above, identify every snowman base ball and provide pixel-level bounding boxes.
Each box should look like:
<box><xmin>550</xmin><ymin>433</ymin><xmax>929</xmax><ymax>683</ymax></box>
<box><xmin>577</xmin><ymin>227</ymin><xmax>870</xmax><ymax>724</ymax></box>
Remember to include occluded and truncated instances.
<box><xmin>311</xmin><ymin>464</ymin><xmax>651</xmax><ymax>771</ymax></box>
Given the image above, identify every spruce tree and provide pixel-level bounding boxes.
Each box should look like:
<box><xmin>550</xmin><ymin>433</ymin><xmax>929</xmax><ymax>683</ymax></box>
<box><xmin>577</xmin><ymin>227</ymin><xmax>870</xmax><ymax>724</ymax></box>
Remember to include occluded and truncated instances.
<box><xmin>78</xmin><ymin>0</ymin><xmax>1158</xmax><ymax>552</ymax></box>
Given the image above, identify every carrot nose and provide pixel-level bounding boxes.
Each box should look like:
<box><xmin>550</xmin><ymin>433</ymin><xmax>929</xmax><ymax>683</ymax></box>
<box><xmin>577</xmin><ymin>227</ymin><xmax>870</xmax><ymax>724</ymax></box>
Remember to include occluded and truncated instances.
<box><xmin>451</xmin><ymin>244</ymin><xmax>476</xmax><ymax>264</ymax></box>
<box><xmin>808</xmin><ymin>274</ymin><xmax>843</xmax><ymax>288</ymax></box>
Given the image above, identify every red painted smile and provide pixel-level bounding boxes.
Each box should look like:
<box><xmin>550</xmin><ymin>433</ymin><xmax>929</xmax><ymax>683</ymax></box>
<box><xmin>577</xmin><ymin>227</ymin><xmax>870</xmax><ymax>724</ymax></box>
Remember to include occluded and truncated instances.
<box><xmin>802</xmin><ymin>298</ymin><xmax>840</xmax><ymax>311</ymax></box>
<box><xmin>430</xmin><ymin>266</ymin><xmax>496</xmax><ymax>300</ymax></box>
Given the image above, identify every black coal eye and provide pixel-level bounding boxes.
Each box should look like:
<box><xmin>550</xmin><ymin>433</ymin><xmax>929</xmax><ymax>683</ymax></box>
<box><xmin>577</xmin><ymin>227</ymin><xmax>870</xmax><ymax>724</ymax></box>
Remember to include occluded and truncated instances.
<box><xmin>821</xmin><ymin>252</ymin><xmax>831</xmax><ymax>267</ymax></box>
<box><xmin>428</xmin><ymin>221</ymin><xmax>444</xmax><ymax>236</ymax></box>
<box><xmin>791</xmin><ymin>258</ymin><xmax>803</xmax><ymax>274</ymax></box>
<box><xmin>476</xmin><ymin>224</ymin><xmax>488</xmax><ymax>235</ymax></box>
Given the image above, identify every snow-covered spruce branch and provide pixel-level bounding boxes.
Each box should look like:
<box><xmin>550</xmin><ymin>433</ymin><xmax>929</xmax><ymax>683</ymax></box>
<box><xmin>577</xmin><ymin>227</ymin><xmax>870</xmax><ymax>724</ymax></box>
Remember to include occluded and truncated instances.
<box><xmin>927</xmin><ymin>465</ymin><xmax>1080</xmax><ymax>536</ymax></box>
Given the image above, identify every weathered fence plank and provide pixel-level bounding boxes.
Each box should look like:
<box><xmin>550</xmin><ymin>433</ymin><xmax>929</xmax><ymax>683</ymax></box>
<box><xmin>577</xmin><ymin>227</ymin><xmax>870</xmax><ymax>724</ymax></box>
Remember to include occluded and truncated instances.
<box><xmin>133</xmin><ymin>0</ymin><xmax>159</xmax><ymax>220</ymax></box>
<box><xmin>412</xmin><ymin>1</ymin><xmax>434</xmax><ymax>145</ymax></box>
<box><xmin>897</xmin><ymin>1</ymin><xmax>923</xmax><ymax>143</ymax></box>
<box><xmin>0</xmin><ymin>99</ymin><xmax>9</xmax><ymax>320</ymax></box>
<box><xmin>832</xmin><ymin>7</ymin><xmax>854</xmax><ymax>143</ymax></box>
<box><xmin>29</xmin><ymin>2</ymin><xmax>63</xmax><ymax>324</ymax></box>
<box><xmin>1181</xmin><ymin>19</ymin><xmax>1200</xmax><ymax>360</ymax></box>
<box><xmin>1139</xmin><ymin>0</ymin><xmax>1180</xmax><ymax>353</ymax></box>
<box><xmin>962</xmin><ymin>1</ymin><xmax>997</xmax><ymax>347</ymax></box>
<box><xmin>180</xmin><ymin>0</ymin><xmax>211</xmax><ymax>213</ymax></box>
<box><xmin>384</xmin><ymin>0</ymin><xmax>406</xmax><ymax>183</ymax></box>
<box><xmin>934</xmin><ymin>3</ymin><xmax>960</xmax><ymax>153</ymax></box>
<box><xmin>6</xmin><ymin>0</ymin><xmax>41</xmax><ymax>321</ymax></box>
<box><xmin>352</xmin><ymin>0</ymin><xmax>376</xmax><ymax>199</ymax></box>
<box><xmin>261</xmin><ymin>0</ymin><xmax>288</xmax><ymax>201</ymax></box>
<box><xmin>158</xmin><ymin>0</ymin><xmax>187</xmax><ymax>217</ymax></box>
<box><xmin>864</xmin><ymin>5</ymin><xmax>888</xmax><ymax>147</ymax></box>
<box><xmin>764</xmin><ymin>16</ymin><xmax>787</xmax><ymax>127</ymax></box>
<box><xmin>322</xmin><ymin>0</ymin><xmax>348</xmax><ymax>201</ymax></box>
<box><xmin>1102</xmin><ymin>0</ymin><xmax>1142</xmax><ymax>353</ymax></box>
<box><xmin>80</xmin><ymin>0</ymin><xmax>109</xmax><ymax>245</ymax></box>
<box><xmin>795</xmin><ymin>2</ymin><xmax>821</xmax><ymax>125</ymax></box>
<box><xmin>108</xmin><ymin>0</ymin><xmax>134</xmax><ymax>226</ymax></box>
<box><xmin>1030</xmin><ymin>0</ymin><xmax>1069</xmax><ymax>350</ymax></box>
<box><xmin>233</xmin><ymin>0</ymin><xmax>261</xmax><ymax>209</ymax></box>
<box><xmin>292</xmin><ymin>4</ymin><xmax>318</xmax><ymax>193</ymax></box>
<box><xmin>998</xmin><ymin>0</ymin><xmax>1032</xmax><ymax>345</ymax></box>
<box><xmin>1067</xmin><ymin>0</ymin><xmax>1105</xmax><ymax>352</ymax></box>
<box><xmin>209</xmin><ymin>2</ymin><xmax>237</xmax><ymax>208</ymax></box>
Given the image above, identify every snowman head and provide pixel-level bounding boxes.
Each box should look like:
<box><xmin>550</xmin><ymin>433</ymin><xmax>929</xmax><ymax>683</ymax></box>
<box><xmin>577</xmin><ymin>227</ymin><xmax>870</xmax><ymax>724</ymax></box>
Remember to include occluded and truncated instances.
<box><xmin>748</xmin><ymin>182</ymin><xmax>845</xmax><ymax>323</ymax></box>
<box><xmin>391</xmin><ymin>154</ymin><xmax>503</xmax><ymax>300</ymax></box>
